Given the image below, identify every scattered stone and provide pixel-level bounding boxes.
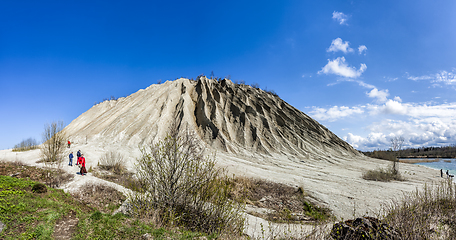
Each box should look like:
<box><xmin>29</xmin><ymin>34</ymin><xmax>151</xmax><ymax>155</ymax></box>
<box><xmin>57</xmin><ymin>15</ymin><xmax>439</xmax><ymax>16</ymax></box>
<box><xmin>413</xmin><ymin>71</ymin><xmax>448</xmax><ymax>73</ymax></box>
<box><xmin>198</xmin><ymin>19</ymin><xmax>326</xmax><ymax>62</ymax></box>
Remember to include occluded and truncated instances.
<box><xmin>141</xmin><ymin>233</ymin><xmax>152</xmax><ymax>240</ymax></box>
<box><xmin>113</xmin><ymin>200</ymin><xmax>131</xmax><ymax>216</ymax></box>
<box><xmin>10</xmin><ymin>172</ymin><xmax>20</xmax><ymax>178</ymax></box>
<box><xmin>330</xmin><ymin>217</ymin><xmax>402</xmax><ymax>240</ymax></box>
<box><xmin>0</xmin><ymin>220</ymin><xmax>4</xmax><ymax>233</ymax></box>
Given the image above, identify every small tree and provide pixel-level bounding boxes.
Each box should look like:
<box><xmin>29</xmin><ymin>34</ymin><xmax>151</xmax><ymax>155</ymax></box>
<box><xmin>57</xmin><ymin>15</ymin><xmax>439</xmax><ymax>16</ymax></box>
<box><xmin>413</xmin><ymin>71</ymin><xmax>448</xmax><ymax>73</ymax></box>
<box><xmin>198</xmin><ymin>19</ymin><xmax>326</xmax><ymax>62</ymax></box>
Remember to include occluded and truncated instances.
<box><xmin>129</xmin><ymin>124</ymin><xmax>244</xmax><ymax>235</ymax></box>
<box><xmin>40</xmin><ymin>121</ymin><xmax>66</xmax><ymax>187</ymax></box>
<box><xmin>390</xmin><ymin>136</ymin><xmax>404</xmax><ymax>175</ymax></box>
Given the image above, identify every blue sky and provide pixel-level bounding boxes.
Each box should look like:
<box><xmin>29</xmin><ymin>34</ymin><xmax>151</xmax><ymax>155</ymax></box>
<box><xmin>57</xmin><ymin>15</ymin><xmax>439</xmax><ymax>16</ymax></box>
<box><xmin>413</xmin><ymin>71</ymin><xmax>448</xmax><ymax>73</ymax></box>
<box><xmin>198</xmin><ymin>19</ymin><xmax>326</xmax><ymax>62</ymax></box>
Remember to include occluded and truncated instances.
<box><xmin>1</xmin><ymin>0</ymin><xmax>456</xmax><ymax>151</ymax></box>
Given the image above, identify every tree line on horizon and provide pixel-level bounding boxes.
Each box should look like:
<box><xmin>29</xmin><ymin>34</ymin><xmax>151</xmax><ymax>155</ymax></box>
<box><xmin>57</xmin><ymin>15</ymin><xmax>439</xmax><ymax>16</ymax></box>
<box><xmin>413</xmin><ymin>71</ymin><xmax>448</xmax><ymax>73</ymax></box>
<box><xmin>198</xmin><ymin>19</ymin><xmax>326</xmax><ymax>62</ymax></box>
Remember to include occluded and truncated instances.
<box><xmin>362</xmin><ymin>144</ymin><xmax>456</xmax><ymax>160</ymax></box>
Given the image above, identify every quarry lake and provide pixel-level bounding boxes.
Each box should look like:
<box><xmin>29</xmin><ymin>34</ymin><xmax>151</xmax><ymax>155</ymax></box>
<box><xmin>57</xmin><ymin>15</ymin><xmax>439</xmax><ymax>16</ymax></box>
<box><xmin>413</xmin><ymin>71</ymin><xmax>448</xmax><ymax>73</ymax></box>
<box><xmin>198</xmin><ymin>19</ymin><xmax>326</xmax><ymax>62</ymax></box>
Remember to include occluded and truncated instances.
<box><xmin>413</xmin><ymin>158</ymin><xmax>456</xmax><ymax>178</ymax></box>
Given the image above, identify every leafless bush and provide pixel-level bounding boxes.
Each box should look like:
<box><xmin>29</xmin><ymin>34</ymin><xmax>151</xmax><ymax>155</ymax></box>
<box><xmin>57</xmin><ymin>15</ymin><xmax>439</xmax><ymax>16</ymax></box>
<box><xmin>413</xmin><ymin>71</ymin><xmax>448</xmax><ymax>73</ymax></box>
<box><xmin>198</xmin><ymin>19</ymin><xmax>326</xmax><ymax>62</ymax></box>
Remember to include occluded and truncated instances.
<box><xmin>98</xmin><ymin>151</ymin><xmax>125</xmax><ymax>174</ymax></box>
<box><xmin>40</xmin><ymin>121</ymin><xmax>66</xmax><ymax>187</ymax></box>
<box><xmin>129</xmin><ymin>123</ymin><xmax>245</xmax><ymax>235</ymax></box>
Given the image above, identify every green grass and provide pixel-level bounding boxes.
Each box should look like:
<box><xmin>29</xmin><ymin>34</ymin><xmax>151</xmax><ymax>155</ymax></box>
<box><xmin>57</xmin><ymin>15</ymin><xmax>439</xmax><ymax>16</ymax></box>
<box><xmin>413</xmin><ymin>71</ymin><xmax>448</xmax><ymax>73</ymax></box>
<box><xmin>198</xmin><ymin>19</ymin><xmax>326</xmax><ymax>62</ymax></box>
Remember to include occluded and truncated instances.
<box><xmin>0</xmin><ymin>175</ymin><xmax>214</xmax><ymax>239</ymax></box>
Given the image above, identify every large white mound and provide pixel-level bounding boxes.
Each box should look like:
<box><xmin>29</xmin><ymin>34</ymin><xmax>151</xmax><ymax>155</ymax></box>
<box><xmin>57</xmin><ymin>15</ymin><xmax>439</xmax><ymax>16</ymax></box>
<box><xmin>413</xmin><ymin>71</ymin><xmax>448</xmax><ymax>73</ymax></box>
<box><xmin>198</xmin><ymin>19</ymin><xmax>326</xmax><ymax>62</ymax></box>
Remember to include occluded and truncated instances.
<box><xmin>51</xmin><ymin>77</ymin><xmax>439</xmax><ymax>218</ymax></box>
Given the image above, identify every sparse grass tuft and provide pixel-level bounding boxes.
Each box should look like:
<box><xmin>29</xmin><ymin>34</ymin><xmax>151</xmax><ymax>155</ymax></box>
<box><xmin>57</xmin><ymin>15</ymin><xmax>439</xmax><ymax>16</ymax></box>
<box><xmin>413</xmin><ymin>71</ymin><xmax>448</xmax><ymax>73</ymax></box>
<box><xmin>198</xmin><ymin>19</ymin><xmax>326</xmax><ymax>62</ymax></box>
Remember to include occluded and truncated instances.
<box><xmin>362</xmin><ymin>166</ymin><xmax>404</xmax><ymax>182</ymax></box>
<box><xmin>71</xmin><ymin>182</ymin><xmax>126</xmax><ymax>213</ymax></box>
<box><xmin>98</xmin><ymin>150</ymin><xmax>125</xmax><ymax>175</ymax></box>
<box><xmin>383</xmin><ymin>179</ymin><xmax>456</xmax><ymax>239</ymax></box>
<box><xmin>228</xmin><ymin>176</ymin><xmax>332</xmax><ymax>223</ymax></box>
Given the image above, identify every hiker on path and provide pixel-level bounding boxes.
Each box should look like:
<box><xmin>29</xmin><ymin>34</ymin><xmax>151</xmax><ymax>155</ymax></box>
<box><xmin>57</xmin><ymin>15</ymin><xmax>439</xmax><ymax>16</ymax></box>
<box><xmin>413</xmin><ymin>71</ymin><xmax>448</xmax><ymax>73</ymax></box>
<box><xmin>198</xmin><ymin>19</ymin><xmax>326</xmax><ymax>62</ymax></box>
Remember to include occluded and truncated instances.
<box><xmin>68</xmin><ymin>140</ymin><xmax>71</xmax><ymax>148</ymax></box>
<box><xmin>76</xmin><ymin>150</ymin><xmax>81</xmax><ymax>165</ymax></box>
<box><xmin>69</xmin><ymin>152</ymin><xmax>74</xmax><ymax>166</ymax></box>
<box><xmin>441</xmin><ymin>169</ymin><xmax>443</xmax><ymax>178</ymax></box>
<box><xmin>80</xmin><ymin>154</ymin><xmax>87</xmax><ymax>176</ymax></box>
<box><xmin>446</xmin><ymin>170</ymin><xmax>449</xmax><ymax>178</ymax></box>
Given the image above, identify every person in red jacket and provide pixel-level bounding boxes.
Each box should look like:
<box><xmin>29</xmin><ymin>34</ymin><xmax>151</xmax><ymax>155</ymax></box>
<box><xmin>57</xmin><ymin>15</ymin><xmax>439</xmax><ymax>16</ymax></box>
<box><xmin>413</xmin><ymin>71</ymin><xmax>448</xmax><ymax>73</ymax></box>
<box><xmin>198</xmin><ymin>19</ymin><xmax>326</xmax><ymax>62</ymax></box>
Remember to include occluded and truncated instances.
<box><xmin>80</xmin><ymin>154</ymin><xmax>87</xmax><ymax>176</ymax></box>
<box><xmin>68</xmin><ymin>140</ymin><xmax>71</xmax><ymax>148</ymax></box>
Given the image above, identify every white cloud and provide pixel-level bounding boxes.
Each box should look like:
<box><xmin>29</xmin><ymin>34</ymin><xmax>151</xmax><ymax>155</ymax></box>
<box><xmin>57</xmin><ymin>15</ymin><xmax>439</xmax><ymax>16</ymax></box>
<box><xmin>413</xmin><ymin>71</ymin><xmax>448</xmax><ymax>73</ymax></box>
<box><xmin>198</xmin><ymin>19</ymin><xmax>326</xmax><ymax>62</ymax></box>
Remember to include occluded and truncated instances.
<box><xmin>408</xmin><ymin>69</ymin><xmax>456</xmax><ymax>86</ymax></box>
<box><xmin>358</xmin><ymin>45</ymin><xmax>367</xmax><ymax>55</ymax></box>
<box><xmin>332</xmin><ymin>11</ymin><xmax>348</xmax><ymax>25</ymax></box>
<box><xmin>318</xmin><ymin>57</ymin><xmax>367</xmax><ymax>78</ymax></box>
<box><xmin>367</xmin><ymin>88</ymin><xmax>389</xmax><ymax>103</ymax></box>
<box><xmin>327</xmin><ymin>38</ymin><xmax>354</xmax><ymax>53</ymax></box>
<box><xmin>310</xmin><ymin>106</ymin><xmax>364</xmax><ymax>122</ymax></box>
<box><xmin>384</xmin><ymin>76</ymin><xmax>398</xmax><ymax>82</ymax></box>
<box><xmin>345</xmin><ymin>132</ymin><xmax>390</xmax><ymax>149</ymax></box>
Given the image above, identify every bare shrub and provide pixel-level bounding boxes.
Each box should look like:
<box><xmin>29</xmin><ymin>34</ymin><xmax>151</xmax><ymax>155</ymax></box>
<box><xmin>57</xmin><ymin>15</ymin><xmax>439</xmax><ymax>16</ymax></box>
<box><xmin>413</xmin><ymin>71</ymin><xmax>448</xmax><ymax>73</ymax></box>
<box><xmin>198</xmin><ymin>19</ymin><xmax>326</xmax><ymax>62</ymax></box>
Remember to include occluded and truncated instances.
<box><xmin>362</xmin><ymin>166</ymin><xmax>404</xmax><ymax>182</ymax></box>
<box><xmin>40</xmin><ymin>121</ymin><xmax>67</xmax><ymax>187</ymax></box>
<box><xmin>98</xmin><ymin>151</ymin><xmax>125</xmax><ymax>174</ymax></box>
<box><xmin>129</xmin><ymin>124</ymin><xmax>245</xmax><ymax>235</ymax></box>
<box><xmin>41</xmin><ymin>121</ymin><xmax>66</xmax><ymax>163</ymax></box>
<box><xmin>383</xmin><ymin>179</ymin><xmax>456</xmax><ymax>239</ymax></box>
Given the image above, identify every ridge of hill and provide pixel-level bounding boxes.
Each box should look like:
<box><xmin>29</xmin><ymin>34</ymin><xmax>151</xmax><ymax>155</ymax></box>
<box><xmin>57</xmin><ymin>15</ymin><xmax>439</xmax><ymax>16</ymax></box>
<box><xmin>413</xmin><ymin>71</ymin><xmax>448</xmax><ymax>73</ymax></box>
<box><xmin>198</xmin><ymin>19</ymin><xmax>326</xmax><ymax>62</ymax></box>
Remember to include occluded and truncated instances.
<box><xmin>64</xmin><ymin>77</ymin><xmax>360</xmax><ymax>161</ymax></box>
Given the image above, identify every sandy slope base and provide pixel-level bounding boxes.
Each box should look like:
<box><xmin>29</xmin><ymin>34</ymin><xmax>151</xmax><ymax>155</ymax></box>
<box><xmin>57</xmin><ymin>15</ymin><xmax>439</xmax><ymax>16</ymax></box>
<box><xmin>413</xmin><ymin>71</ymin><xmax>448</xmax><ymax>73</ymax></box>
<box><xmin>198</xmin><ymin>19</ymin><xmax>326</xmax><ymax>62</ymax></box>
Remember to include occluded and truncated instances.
<box><xmin>0</xmin><ymin>143</ymin><xmax>439</xmax><ymax>237</ymax></box>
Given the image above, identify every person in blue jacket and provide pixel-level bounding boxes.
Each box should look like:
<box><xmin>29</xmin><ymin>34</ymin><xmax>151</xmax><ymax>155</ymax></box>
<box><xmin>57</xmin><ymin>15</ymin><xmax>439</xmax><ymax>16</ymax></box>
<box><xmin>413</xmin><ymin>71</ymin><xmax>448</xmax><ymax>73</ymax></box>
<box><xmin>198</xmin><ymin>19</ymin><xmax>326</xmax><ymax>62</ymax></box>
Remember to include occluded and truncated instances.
<box><xmin>69</xmin><ymin>152</ymin><xmax>74</xmax><ymax>166</ymax></box>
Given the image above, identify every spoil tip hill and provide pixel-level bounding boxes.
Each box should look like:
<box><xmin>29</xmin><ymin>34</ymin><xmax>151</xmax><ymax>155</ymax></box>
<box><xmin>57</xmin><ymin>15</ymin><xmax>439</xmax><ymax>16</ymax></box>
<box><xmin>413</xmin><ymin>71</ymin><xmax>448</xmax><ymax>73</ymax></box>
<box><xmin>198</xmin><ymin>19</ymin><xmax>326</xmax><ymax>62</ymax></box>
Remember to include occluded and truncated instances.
<box><xmin>61</xmin><ymin>77</ymin><xmax>435</xmax><ymax>219</ymax></box>
<box><xmin>64</xmin><ymin>77</ymin><xmax>360</xmax><ymax>161</ymax></box>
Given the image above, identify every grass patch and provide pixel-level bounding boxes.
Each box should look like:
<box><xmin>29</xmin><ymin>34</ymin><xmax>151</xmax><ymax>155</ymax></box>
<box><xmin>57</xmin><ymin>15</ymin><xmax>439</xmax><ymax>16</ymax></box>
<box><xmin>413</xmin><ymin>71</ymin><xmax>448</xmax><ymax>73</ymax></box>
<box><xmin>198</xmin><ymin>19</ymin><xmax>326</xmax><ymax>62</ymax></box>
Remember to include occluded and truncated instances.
<box><xmin>0</xmin><ymin>162</ymin><xmax>217</xmax><ymax>240</ymax></box>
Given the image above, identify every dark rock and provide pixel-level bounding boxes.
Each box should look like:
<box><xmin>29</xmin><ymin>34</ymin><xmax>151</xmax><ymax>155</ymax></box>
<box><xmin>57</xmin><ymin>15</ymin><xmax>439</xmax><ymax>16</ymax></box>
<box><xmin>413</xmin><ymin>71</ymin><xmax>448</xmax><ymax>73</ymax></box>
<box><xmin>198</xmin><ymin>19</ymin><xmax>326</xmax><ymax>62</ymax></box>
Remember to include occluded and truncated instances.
<box><xmin>330</xmin><ymin>217</ymin><xmax>402</xmax><ymax>240</ymax></box>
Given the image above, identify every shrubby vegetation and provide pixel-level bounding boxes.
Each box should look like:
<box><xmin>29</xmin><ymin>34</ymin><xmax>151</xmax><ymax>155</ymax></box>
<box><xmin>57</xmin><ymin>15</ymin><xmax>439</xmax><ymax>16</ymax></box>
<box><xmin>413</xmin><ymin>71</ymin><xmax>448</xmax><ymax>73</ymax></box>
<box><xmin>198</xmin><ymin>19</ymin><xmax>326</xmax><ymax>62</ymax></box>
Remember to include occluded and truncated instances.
<box><xmin>98</xmin><ymin>150</ymin><xmax>125</xmax><ymax>175</ymax></box>
<box><xmin>383</xmin><ymin>179</ymin><xmax>456</xmax><ymax>239</ymax></box>
<box><xmin>2</xmin><ymin>150</ymin><xmax>455</xmax><ymax>238</ymax></box>
<box><xmin>39</xmin><ymin>121</ymin><xmax>68</xmax><ymax>188</ymax></box>
<box><xmin>363</xmin><ymin>144</ymin><xmax>456</xmax><ymax>159</ymax></box>
<box><xmin>362</xmin><ymin>166</ymin><xmax>404</xmax><ymax>182</ymax></box>
<box><xmin>129</xmin><ymin>124</ymin><xmax>245</xmax><ymax>236</ymax></box>
<box><xmin>12</xmin><ymin>137</ymin><xmax>39</xmax><ymax>152</ymax></box>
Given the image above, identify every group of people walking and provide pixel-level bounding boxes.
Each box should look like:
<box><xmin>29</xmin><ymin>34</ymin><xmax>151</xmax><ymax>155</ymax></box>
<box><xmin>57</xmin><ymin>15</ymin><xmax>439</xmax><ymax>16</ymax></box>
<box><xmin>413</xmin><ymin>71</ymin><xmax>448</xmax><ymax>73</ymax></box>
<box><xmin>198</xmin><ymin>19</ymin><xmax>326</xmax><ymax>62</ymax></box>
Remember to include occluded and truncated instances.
<box><xmin>69</xmin><ymin>149</ymin><xmax>87</xmax><ymax>176</ymax></box>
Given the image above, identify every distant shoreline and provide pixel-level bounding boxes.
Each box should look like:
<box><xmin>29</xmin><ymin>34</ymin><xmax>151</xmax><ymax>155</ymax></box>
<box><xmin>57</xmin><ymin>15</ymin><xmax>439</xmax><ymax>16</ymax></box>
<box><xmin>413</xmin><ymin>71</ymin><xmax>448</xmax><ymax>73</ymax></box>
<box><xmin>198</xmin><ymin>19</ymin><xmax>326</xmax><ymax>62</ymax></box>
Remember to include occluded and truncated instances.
<box><xmin>399</xmin><ymin>158</ymin><xmax>441</xmax><ymax>164</ymax></box>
